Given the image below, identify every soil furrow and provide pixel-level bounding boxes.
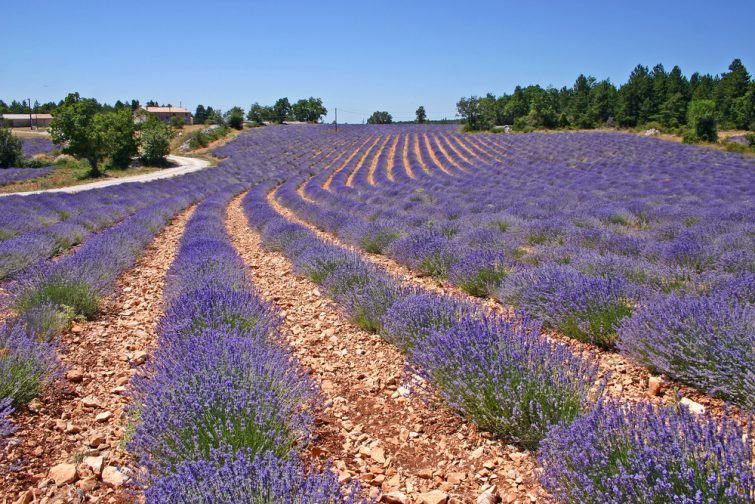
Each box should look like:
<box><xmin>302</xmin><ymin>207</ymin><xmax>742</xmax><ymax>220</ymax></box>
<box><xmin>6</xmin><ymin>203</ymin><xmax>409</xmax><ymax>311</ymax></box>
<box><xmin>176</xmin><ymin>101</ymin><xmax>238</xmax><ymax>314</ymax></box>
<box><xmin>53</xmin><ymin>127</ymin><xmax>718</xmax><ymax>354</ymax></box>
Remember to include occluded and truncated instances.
<box><xmin>226</xmin><ymin>194</ymin><xmax>542</xmax><ymax>504</ymax></box>
<box><xmin>271</xmin><ymin>187</ymin><xmax>734</xmax><ymax>419</ymax></box>
<box><xmin>2</xmin><ymin>206</ymin><xmax>195</xmax><ymax>503</ymax></box>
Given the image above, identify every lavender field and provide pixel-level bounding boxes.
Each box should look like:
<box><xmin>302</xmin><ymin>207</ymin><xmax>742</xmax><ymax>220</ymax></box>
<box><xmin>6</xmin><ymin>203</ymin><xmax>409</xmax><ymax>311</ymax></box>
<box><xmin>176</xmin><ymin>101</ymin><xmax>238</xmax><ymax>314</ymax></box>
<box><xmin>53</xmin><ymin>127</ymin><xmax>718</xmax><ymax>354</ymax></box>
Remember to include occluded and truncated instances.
<box><xmin>1</xmin><ymin>125</ymin><xmax>753</xmax><ymax>502</ymax></box>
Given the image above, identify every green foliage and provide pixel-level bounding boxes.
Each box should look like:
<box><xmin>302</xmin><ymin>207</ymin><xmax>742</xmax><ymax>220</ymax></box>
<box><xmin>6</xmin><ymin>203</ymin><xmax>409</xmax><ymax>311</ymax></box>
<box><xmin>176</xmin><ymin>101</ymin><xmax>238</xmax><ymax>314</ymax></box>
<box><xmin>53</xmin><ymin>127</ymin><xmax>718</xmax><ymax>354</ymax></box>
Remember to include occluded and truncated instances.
<box><xmin>187</xmin><ymin>125</ymin><xmax>230</xmax><ymax>150</ymax></box>
<box><xmin>94</xmin><ymin>108</ymin><xmax>137</xmax><ymax>168</ymax></box>
<box><xmin>247</xmin><ymin>102</ymin><xmax>266</xmax><ymax>125</ymax></box>
<box><xmin>16</xmin><ymin>278</ymin><xmax>99</xmax><ymax>321</ymax></box>
<box><xmin>367</xmin><ymin>111</ymin><xmax>393</xmax><ymax>124</ymax></box>
<box><xmin>225</xmin><ymin>107</ymin><xmax>245</xmax><ymax>130</ymax></box>
<box><xmin>272</xmin><ymin>98</ymin><xmax>292</xmax><ymax>124</ymax></box>
<box><xmin>685</xmin><ymin>100</ymin><xmax>718</xmax><ymax>143</ymax></box>
<box><xmin>140</xmin><ymin>117</ymin><xmax>173</xmax><ymax>165</ymax></box>
<box><xmin>169</xmin><ymin>115</ymin><xmax>185</xmax><ymax>130</ymax></box>
<box><xmin>292</xmin><ymin>97</ymin><xmax>327</xmax><ymax>123</ymax></box>
<box><xmin>0</xmin><ymin>128</ymin><xmax>23</xmax><ymax>168</ymax></box>
<box><xmin>456</xmin><ymin>95</ymin><xmax>495</xmax><ymax>131</ymax></box>
<box><xmin>49</xmin><ymin>93</ymin><xmax>107</xmax><ymax>176</ymax></box>
<box><xmin>416</xmin><ymin>105</ymin><xmax>427</xmax><ymax>123</ymax></box>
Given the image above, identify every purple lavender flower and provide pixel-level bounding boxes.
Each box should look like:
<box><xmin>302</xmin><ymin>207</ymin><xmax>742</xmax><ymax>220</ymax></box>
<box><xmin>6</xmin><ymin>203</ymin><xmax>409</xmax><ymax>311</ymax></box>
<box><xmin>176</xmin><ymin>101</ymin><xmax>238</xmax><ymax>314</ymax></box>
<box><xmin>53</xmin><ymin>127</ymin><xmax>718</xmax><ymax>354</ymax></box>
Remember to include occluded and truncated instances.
<box><xmin>618</xmin><ymin>293</ymin><xmax>754</xmax><ymax>408</ymax></box>
<box><xmin>448</xmin><ymin>250</ymin><xmax>510</xmax><ymax>297</ymax></box>
<box><xmin>412</xmin><ymin>313</ymin><xmax>600</xmax><ymax>449</ymax></box>
<box><xmin>0</xmin><ymin>321</ymin><xmax>59</xmax><ymax>406</ymax></box>
<box><xmin>539</xmin><ymin>400</ymin><xmax>754</xmax><ymax>503</ymax></box>
<box><xmin>498</xmin><ymin>265</ymin><xmax>634</xmax><ymax>348</ymax></box>
<box><xmin>145</xmin><ymin>449</ymin><xmax>363</xmax><ymax>503</ymax></box>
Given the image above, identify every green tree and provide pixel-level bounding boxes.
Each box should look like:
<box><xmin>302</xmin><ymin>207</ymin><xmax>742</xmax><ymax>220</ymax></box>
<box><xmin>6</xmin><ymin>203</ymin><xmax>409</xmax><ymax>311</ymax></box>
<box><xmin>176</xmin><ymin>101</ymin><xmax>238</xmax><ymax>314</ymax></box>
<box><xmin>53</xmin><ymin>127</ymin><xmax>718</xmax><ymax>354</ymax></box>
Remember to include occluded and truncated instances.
<box><xmin>456</xmin><ymin>96</ymin><xmax>493</xmax><ymax>130</ymax></box>
<box><xmin>292</xmin><ymin>97</ymin><xmax>327</xmax><ymax>123</ymax></box>
<box><xmin>367</xmin><ymin>111</ymin><xmax>393</xmax><ymax>124</ymax></box>
<box><xmin>169</xmin><ymin>115</ymin><xmax>185</xmax><ymax>130</ymax></box>
<box><xmin>49</xmin><ymin>93</ymin><xmax>109</xmax><ymax>176</ymax></box>
<box><xmin>716</xmin><ymin>59</ymin><xmax>751</xmax><ymax>128</ymax></box>
<box><xmin>416</xmin><ymin>105</ymin><xmax>427</xmax><ymax>123</ymax></box>
<box><xmin>247</xmin><ymin>102</ymin><xmax>265</xmax><ymax>125</ymax></box>
<box><xmin>588</xmin><ymin>80</ymin><xmax>618</xmax><ymax>125</ymax></box>
<box><xmin>273</xmin><ymin>98</ymin><xmax>292</xmax><ymax>123</ymax></box>
<box><xmin>140</xmin><ymin>117</ymin><xmax>173</xmax><ymax>165</ymax></box>
<box><xmin>0</xmin><ymin>128</ymin><xmax>23</xmax><ymax>168</ymax></box>
<box><xmin>225</xmin><ymin>106</ymin><xmax>245</xmax><ymax>130</ymax></box>
<box><xmin>95</xmin><ymin>108</ymin><xmax>137</xmax><ymax>168</ymax></box>
<box><xmin>617</xmin><ymin>65</ymin><xmax>652</xmax><ymax>126</ymax></box>
<box><xmin>686</xmin><ymin>99</ymin><xmax>718</xmax><ymax>142</ymax></box>
<box><xmin>569</xmin><ymin>74</ymin><xmax>596</xmax><ymax>128</ymax></box>
<box><xmin>730</xmin><ymin>83</ymin><xmax>755</xmax><ymax>130</ymax></box>
<box><xmin>194</xmin><ymin>105</ymin><xmax>208</xmax><ymax>124</ymax></box>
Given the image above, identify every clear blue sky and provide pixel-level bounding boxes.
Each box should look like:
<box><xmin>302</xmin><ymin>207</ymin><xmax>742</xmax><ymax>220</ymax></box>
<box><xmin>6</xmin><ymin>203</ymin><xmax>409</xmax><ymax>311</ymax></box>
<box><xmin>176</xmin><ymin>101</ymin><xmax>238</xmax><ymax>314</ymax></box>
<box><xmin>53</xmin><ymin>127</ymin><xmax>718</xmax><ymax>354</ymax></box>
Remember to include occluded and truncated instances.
<box><xmin>2</xmin><ymin>0</ymin><xmax>753</xmax><ymax>122</ymax></box>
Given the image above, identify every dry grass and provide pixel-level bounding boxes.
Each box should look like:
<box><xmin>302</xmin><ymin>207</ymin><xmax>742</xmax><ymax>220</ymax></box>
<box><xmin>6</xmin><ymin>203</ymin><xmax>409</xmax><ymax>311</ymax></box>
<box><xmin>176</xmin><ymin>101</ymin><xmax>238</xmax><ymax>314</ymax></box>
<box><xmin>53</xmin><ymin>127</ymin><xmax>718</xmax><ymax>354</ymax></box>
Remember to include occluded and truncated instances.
<box><xmin>0</xmin><ymin>165</ymin><xmax>164</xmax><ymax>194</ymax></box>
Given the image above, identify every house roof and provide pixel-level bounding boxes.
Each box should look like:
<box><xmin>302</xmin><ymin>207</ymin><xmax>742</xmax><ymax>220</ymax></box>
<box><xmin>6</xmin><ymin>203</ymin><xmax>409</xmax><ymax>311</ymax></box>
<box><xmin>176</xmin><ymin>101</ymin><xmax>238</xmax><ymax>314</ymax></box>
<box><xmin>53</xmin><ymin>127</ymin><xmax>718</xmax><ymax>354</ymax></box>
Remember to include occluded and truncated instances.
<box><xmin>1</xmin><ymin>114</ymin><xmax>53</xmax><ymax>120</ymax></box>
<box><xmin>144</xmin><ymin>106</ymin><xmax>190</xmax><ymax>114</ymax></box>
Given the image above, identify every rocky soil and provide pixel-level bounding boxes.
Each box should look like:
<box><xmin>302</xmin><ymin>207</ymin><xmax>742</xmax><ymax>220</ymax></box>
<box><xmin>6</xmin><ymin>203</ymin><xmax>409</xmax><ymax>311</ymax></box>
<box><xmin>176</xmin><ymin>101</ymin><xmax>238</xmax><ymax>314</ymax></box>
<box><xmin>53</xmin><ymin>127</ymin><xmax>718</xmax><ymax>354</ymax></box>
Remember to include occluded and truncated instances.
<box><xmin>227</xmin><ymin>195</ymin><xmax>542</xmax><ymax>504</ymax></box>
<box><xmin>1</xmin><ymin>207</ymin><xmax>194</xmax><ymax>504</ymax></box>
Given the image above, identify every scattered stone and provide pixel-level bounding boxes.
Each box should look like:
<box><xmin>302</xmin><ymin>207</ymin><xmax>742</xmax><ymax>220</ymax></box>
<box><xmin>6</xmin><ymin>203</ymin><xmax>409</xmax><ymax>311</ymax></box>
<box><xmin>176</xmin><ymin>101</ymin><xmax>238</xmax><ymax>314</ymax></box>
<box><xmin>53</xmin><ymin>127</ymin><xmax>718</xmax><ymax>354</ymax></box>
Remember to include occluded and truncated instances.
<box><xmin>101</xmin><ymin>466</ymin><xmax>127</xmax><ymax>487</ymax></box>
<box><xmin>83</xmin><ymin>456</ymin><xmax>104</xmax><ymax>475</ymax></box>
<box><xmin>88</xmin><ymin>433</ymin><xmax>106</xmax><ymax>447</ymax></box>
<box><xmin>95</xmin><ymin>411</ymin><xmax>113</xmax><ymax>423</ymax></box>
<box><xmin>380</xmin><ymin>491</ymin><xmax>408</xmax><ymax>504</ymax></box>
<box><xmin>419</xmin><ymin>490</ymin><xmax>449</xmax><ymax>504</ymax></box>
<box><xmin>680</xmin><ymin>397</ymin><xmax>705</xmax><ymax>415</ymax></box>
<box><xmin>66</xmin><ymin>369</ymin><xmax>84</xmax><ymax>383</ymax></box>
<box><xmin>477</xmin><ymin>488</ymin><xmax>502</xmax><ymax>504</ymax></box>
<box><xmin>78</xmin><ymin>477</ymin><xmax>97</xmax><ymax>492</ymax></box>
<box><xmin>647</xmin><ymin>376</ymin><xmax>663</xmax><ymax>397</ymax></box>
<box><xmin>49</xmin><ymin>463</ymin><xmax>78</xmax><ymax>486</ymax></box>
<box><xmin>370</xmin><ymin>446</ymin><xmax>385</xmax><ymax>464</ymax></box>
<box><xmin>131</xmin><ymin>350</ymin><xmax>148</xmax><ymax>366</ymax></box>
<box><xmin>417</xmin><ymin>468</ymin><xmax>433</xmax><ymax>479</ymax></box>
<box><xmin>15</xmin><ymin>490</ymin><xmax>34</xmax><ymax>504</ymax></box>
<box><xmin>81</xmin><ymin>396</ymin><xmax>101</xmax><ymax>408</ymax></box>
<box><xmin>446</xmin><ymin>472</ymin><xmax>466</xmax><ymax>485</ymax></box>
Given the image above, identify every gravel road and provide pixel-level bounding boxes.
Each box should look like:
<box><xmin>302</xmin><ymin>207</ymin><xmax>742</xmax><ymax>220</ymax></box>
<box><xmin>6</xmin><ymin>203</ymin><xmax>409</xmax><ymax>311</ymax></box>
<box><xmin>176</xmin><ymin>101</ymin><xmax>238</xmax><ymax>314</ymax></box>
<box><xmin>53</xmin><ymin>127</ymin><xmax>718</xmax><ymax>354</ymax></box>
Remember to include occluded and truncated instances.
<box><xmin>1</xmin><ymin>155</ymin><xmax>210</xmax><ymax>197</ymax></box>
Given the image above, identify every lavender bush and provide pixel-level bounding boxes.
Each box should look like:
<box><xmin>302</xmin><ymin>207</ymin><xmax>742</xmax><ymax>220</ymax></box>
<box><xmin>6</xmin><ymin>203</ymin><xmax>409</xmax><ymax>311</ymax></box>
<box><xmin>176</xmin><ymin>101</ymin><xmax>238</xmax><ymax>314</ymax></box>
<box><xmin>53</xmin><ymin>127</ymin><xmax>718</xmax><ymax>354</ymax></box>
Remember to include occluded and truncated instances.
<box><xmin>539</xmin><ymin>400</ymin><xmax>754</xmax><ymax>503</ymax></box>
<box><xmin>499</xmin><ymin>266</ymin><xmax>634</xmax><ymax>348</ymax></box>
<box><xmin>618</xmin><ymin>293</ymin><xmax>754</xmax><ymax>408</ymax></box>
<box><xmin>381</xmin><ymin>292</ymin><xmax>477</xmax><ymax>354</ymax></box>
<box><xmin>0</xmin><ymin>167</ymin><xmax>53</xmax><ymax>186</ymax></box>
<box><xmin>145</xmin><ymin>449</ymin><xmax>362</xmax><ymax>504</ymax></box>
<box><xmin>412</xmin><ymin>313</ymin><xmax>600</xmax><ymax>449</ymax></box>
<box><xmin>0</xmin><ymin>322</ymin><xmax>59</xmax><ymax>405</ymax></box>
<box><xmin>449</xmin><ymin>250</ymin><xmax>510</xmax><ymax>297</ymax></box>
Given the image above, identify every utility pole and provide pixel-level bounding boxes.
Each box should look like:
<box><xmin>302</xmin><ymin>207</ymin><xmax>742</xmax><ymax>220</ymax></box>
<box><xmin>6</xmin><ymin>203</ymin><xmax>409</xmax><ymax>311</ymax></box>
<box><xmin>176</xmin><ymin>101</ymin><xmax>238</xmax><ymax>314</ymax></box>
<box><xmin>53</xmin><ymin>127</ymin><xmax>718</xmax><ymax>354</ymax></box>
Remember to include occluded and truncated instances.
<box><xmin>28</xmin><ymin>98</ymin><xmax>33</xmax><ymax>130</ymax></box>
<box><xmin>335</xmin><ymin>107</ymin><xmax>338</xmax><ymax>133</ymax></box>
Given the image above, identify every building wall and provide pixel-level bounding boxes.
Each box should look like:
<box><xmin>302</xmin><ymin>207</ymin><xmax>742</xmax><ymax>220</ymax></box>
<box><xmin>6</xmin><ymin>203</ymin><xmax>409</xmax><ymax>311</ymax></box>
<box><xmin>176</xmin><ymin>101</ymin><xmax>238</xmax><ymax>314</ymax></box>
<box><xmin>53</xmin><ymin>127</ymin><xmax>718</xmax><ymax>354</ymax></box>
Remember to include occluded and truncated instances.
<box><xmin>1</xmin><ymin>118</ymin><xmax>52</xmax><ymax>128</ymax></box>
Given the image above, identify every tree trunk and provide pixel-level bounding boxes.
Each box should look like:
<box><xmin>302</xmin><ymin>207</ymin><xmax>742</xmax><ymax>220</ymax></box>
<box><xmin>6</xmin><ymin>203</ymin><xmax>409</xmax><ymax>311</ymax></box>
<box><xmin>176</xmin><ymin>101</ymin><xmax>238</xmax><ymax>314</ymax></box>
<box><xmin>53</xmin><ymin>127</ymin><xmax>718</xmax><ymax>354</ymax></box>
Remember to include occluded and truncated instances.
<box><xmin>87</xmin><ymin>156</ymin><xmax>101</xmax><ymax>178</ymax></box>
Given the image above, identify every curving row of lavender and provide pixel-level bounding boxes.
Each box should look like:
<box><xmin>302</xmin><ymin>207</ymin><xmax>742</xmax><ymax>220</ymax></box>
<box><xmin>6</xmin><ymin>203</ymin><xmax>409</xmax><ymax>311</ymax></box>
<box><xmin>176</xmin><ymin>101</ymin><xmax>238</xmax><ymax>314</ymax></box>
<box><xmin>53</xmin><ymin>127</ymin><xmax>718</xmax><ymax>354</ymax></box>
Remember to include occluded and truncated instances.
<box><xmin>240</xmin><ymin>170</ymin><xmax>753</xmax><ymax>502</ymax></box>
<box><xmin>269</xmin><ymin>125</ymin><xmax>754</xmax><ymax>410</ymax></box>
<box><xmin>129</xmin><ymin>188</ymin><xmax>359</xmax><ymax>502</ymax></box>
<box><xmin>20</xmin><ymin>137</ymin><xmax>56</xmax><ymax>158</ymax></box>
<box><xmin>0</xmin><ymin>167</ymin><xmax>54</xmax><ymax>186</ymax></box>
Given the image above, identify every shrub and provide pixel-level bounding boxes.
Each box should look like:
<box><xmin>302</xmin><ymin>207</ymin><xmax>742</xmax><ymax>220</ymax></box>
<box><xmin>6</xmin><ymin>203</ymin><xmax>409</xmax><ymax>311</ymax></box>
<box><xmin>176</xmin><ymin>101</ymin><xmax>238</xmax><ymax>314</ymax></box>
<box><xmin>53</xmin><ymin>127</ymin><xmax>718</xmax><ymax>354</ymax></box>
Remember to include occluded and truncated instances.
<box><xmin>539</xmin><ymin>400</ymin><xmax>754</xmax><ymax>503</ymax></box>
<box><xmin>684</xmin><ymin>100</ymin><xmax>718</xmax><ymax>143</ymax></box>
<box><xmin>338</xmin><ymin>276</ymin><xmax>402</xmax><ymax>333</ymax></box>
<box><xmin>0</xmin><ymin>128</ymin><xmax>23</xmax><ymax>168</ymax></box>
<box><xmin>412</xmin><ymin>314</ymin><xmax>600</xmax><ymax>449</ymax></box>
<box><xmin>0</xmin><ymin>322</ymin><xmax>59</xmax><ymax>406</ymax></box>
<box><xmin>618</xmin><ymin>293</ymin><xmax>754</xmax><ymax>408</ymax></box>
<box><xmin>145</xmin><ymin>449</ymin><xmax>362</xmax><ymax>503</ymax></box>
<box><xmin>140</xmin><ymin>117</ymin><xmax>173</xmax><ymax>165</ymax></box>
<box><xmin>129</xmin><ymin>327</ymin><xmax>316</xmax><ymax>475</ymax></box>
<box><xmin>449</xmin><ymin>250</ymin><xmax>509</xmax><ymax>297</ymax></box>
<box><xmin>15</xmin><ymin>276</ymin><xmax>99</xmax><ymax>321</ymax></box>
<box><xmin>381</xmin><ymin>293</ymin><xmax>477</xmax><ymax>354</ymax></box>
<box><xmin>499</xmin><ymin>266</ymin><xmax>634</xmax><ymax>349</ymax></box>
<box><xmin>294</xmin><ymin>245</ymin><xmax>357</xmax><ymax>285</ymax></box>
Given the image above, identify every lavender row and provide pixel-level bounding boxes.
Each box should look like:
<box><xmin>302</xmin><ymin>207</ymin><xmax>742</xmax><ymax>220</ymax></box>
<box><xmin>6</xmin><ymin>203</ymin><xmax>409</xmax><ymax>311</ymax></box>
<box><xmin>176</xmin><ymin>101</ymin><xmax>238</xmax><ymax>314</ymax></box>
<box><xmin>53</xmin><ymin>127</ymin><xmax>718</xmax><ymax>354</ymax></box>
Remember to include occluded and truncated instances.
<box><xmin>0</xmin><ymin>167</ymin><xmax>53</xmax><ymax>186</ymax></box>
<box><xmin>128</xmin><ymin>187</ymin><xmax>359</xmax><ymax>502</ymax></box>
<box><xmin>243</xmin><ymin>182</ymin><xmax>600</xmax><ymax>449</ymax></box>
<box><xmin>243</xmin><ymin>181</ymin><xmax>754</xmax><ymax>502</ymax></box>
<box><xmin>261</xmin><ymin>127</ymin><xmax>754</xmax><ymax>408</ymax></box>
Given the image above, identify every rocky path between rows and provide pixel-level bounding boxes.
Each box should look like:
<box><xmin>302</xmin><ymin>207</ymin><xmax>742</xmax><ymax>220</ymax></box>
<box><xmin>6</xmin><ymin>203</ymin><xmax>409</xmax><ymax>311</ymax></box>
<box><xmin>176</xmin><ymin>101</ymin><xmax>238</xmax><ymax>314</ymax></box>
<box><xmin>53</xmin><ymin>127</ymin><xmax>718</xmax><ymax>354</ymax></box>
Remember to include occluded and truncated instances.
<box><xmin>271</xmin><ymin>188</ymin><xmax>732</xmax><ymax>417</ymax></box>
<box><xmin>2</xmin><ymin>206</ymin><xmax>195</xmax><ymax>504</ymax></box>
<box><xmin>227</xmin><ymin>195</ymin><xmax>542</xmax><ymax>504</ymax></box>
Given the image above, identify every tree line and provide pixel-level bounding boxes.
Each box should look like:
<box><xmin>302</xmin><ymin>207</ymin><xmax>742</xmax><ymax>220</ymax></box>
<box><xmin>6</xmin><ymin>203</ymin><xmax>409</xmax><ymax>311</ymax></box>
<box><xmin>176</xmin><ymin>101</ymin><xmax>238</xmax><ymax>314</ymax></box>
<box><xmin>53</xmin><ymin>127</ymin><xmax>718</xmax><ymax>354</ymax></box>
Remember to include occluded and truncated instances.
<box><xmin>456</xmin><ymin>59</ymin><xmax>754</xmax><ymax>141</ymax></box>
